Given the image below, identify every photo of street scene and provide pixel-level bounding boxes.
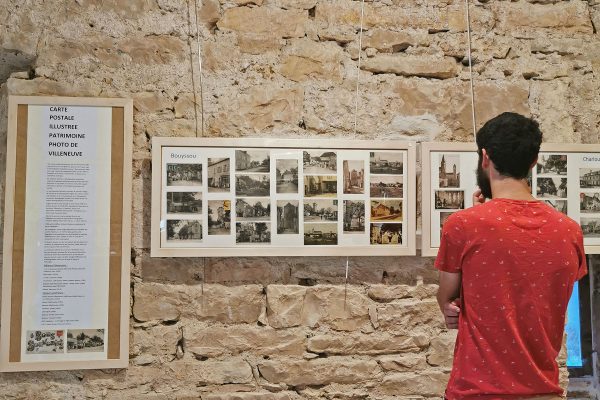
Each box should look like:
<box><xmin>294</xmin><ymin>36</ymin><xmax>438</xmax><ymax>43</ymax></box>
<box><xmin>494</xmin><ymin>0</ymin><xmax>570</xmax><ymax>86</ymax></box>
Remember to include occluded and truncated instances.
<box><xmin>581</xmin><ymin>218</ymin><xmax>600</xmax><ymax>238</ymax></box>
<box><xmin>67</xmin><ymin>329</ymin><xmax>104</xmax><ymax>353</ymax></box>
<box><xmin>304</xmin><ymin>223</ymin><xmax>338</xmax><ymax>245</ymax></box>
<box><xmin>537</xmin><ymin>154</ymin><xmax>567</xmax><ymax>176</ymax></box>
<box><xmin>235</xmin><ymin>150</ymin><xmax>270</xmax><ymax>172</ymax></box>
<box><xmin>580</xmin><ymin>168</ymin><xmax>600</xmax><ymax>189</ymax></box>
<box><xmin>580</xmin><ymin>192</ymin><xmax>600</xmax><ymax>213</ymax></box>
<box><xmin>304</xmin><ymin>175</ymin><xmax>337</xmax><ymax>197</ymax></box>
<box><xmin>545</xmin><ymin>199</ymin><xmax>568</xmax><ymax>214</ymax></box>
<box><xmin>536</xmin><ymin>177</ymin><xmax>567</xmax><ymax>199</ymax></box>
<box><xmin>370</xmin><ymin>176</ymin><xmax>403</xmax><ymax>198</ymax></box>
<box><xmin>304</xmin><ymin>199</ymin><xmax>338</xmax><ymax>222</ymax></box>
<box><xmin>167</xmin><ymin>163</ymin><xmax>202</xmax><ymax>186</ymax></box>
<box><xmin>343</xmin><ymin>200</ymin><xmax>365</xmax><ymax>233</ymax></box>
<box><xmin>236</xmin><ymin>222</ymin><xmax>271</xmax><ymax>244</ymax></box>
<box><xmin>236</xmin><ymin>174</ymin><xmax>270</xmax><ymax>197</ymax></box>
<box><xmin>303</xmin><ymin>151</ymin><xmax>337</xmax><ymax>174</ymax></box>
<box><xmin>26</xmin><ymin>330</ymin><xmax>64</xmax><ymax>354</ymax></box>
<box><xmin>208</xmin><ymin>158</ymin><xmax>230</xmax><ymax>192</ymax></box>
<box><xmin>435</xmin><ymin>190</ymin><xmax>465</xmax><ymax>210</ymax></box>
<box><xmin>166</xmin><ymin>192</ymin><xmax>202</xmax><ymax>214</ymax></box>
<box><xmin>208</xmin><ymin>200</ymin><xmax>231</xmax><ymax>235</ymax></box>
<box><xmin>276</xmin><ymin>159</ymin><xmax>299</xmax><ymax>193</ymax></box>
<box><xmin>438</xmin><ymin>154</ymin><xmax>460</xmax><ymax>188</ymax></box>
<box><xmin>343</xmin><ymin>160</ymin><xmax>364</xmax><ymax>194</ymax></box>
<box><xmin>370</xmin><ymin>152</ymin><xmax>403</xmax><ymax>175</ymax></box>
<box><xmin>370</xmin><ymin>223</ymin><xmax>402</xmax><ymax>245</ymax></box>
<box><xmin>277</xmin><ymin>200</ymin><xmax>299</xmax><ymax>234</ymax></box>
<box><xmin>371</xmin><ymin>199</ymin><xmax>403</xmax><ymax>221</ymax></box>
<box><xmin>236</xmin><ymin>198</ymin><xmax>271</xmax><ymax>221</ymax></box>
<box><xmin>166</xmin><ymin>220</ymin><xmax>202</xmax><ymax>242</ymax></box>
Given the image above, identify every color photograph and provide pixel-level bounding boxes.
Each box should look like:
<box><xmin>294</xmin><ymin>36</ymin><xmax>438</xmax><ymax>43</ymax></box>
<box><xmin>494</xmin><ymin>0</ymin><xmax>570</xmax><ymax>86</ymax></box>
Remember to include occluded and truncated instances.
<box><xmin>236</xmin><ymin>174</ymin><xmax>270</xmax><ymax>197</ymax></box>
<box><xmin>580</xmin><ymin>168</ymin><xmax>600</xmax><ymax>189</ymax></box>
<box><xmin>166</xmin><ymin>220</ymin><xmax>202</xmax><ymax>242</ymax></box>
<box><xmin>304</xmin><ymin>175</ymin><xmax>337</xmax><ymax>197</ymax></box>
<box><xmin>370</xmin><ymin>223</ymin><xmax>402</xmax><ymax>245</ymax></box>
<box><xmin>207</xmin><ymin>158</ymin><xmax>230</xmax><ymax>192</ymax></box>
<box><xmin>236</xmin><ymin>198</ymin><xmax>271</xmax><ymax>221</ymax></box>
<box><xmin>304</xmin><ymin>223</ymin><xmax>338</xmax><ymax>245</ymax></box>
<box><xmin>26</xmin><ymin>330</ymin><xmax>64</xmax><ymax>354</ymax></box>
<box><xmin>208</xmin><ymin>200</ymin><xmax>231</xmax><ymax>235</ymax></box>
<box><xmin>235</xmin><ymin>150</ymin><xmax>270</xmax><ymax>172</ymax></box>
<box><xmin>370</xmin><ymin>152</ymin><xmax>403</xmax><ymax>175</ymax></box>
<box><xmin>371</xmin><ymin>199</ymin><xmax>403</xmax><ymax>221</ymax></box>
<box><xmin>166</xmin><ymin>192</ymin><xmax>202</xmax><ymax>214</ymax></box>
<box><xmin>304</xmin><ymin>199</ymin><xmax>338</xmax><ymax>222</ymax></box>
<box><xmin>166</xmin><ymin>163</ymin><xmax>202</xmax><ymax>186</ymax></box>
<box><xmin>277</xmin><ymin>200</ymin><xmax>299</xmax><ymax>234</ymax></box>
<box><xmin>536</xmin><ymin>177</ymin><xmax>567</xmax><ymax>199</ymax></box>
<box><xmin>536</xmin><ymin>154</ymin><xmax>567</xmax><ymax>176</ymax></box>
<box><xmin>438</xmin><ymin>154</ymin><xmax>460</xmax><ymax>188</ymax></box>
<box><xmin>236</xmin><ymin>222</ymin><xmax>271</xmax><ymax>244</ymax></box>
<box><xmin>343</xmin><ymin>200</ymin><xmax>365</xmax><ymax>233</ymax></box>
<box><xmin>435</xmin><ymin>190</ymin><xmax>465</xmax><ymax>210</ymax></box>
<box><xmin>303</xmin><ymin>151</ymin><xmax>337</xmax><ymax>174</ymax></box>
<box><xmin>370</xmin><ymin>175</ymin><xmax>403</xmax><ymax>198</ymax></box>
<box><xmin>67</xmin><ymin>329</ymin><xmax>104</xmax><ymax>353</ymax></box>
<box><xmin>343</xmin><ymin>160</ymin><xmax>365</xmax><ymax>194</ymax></box>
<box><xmin>276</xmin><ymin>159</ymin><xmax>299</xmax><ymax>193</ymax></box>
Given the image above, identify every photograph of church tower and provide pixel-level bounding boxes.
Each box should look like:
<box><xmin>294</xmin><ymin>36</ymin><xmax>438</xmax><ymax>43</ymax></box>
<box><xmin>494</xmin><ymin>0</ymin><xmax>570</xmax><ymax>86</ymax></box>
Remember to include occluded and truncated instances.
<box><xmin>438</xmin><ymin>154</ymin><xmax>460</xmax><ymax>188</ymax></box>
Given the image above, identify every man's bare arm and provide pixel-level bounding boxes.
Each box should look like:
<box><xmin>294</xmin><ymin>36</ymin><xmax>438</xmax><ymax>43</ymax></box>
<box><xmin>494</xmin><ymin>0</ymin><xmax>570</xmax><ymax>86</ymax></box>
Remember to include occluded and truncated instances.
<box><xmin>437</xmin><ymin>271</ymin><xmax>461</xmax><ymax>329</ymax></box>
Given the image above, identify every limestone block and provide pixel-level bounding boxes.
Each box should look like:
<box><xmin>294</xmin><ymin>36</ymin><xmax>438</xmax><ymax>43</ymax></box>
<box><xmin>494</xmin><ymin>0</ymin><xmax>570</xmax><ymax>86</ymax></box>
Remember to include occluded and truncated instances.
<box><xmin>498</xmin><ymin>0</ymin><xmax>593</xmax><ymax>33</ymax></box>
<box><xmin>367</xmin><ymin>285</ymin><xmax>414</xmax><ymax>302</ymax></box>
<box><xmin>6</xmin><ymin>77</ymin><xmax>101</xmax><ymax>97</ymax></box>
<box><xmin>138</xmin><ymin>252</ymin><xmax>204</xmax><ymax>284</ymax></box>
<box><xmin>275</xmin><ymin>0</ymin><xmax>317</xmax><ymax>10</ymax></box>
<box><xmin>266</xmin><ymin>285</ymin><xmax>307</xmax><ymax>328</ymax></box>
<box><xmin>76</xmin><ymin>0</ymin><xmax>158</xmax><ymax>16</ymax></box>
<box><xmin>377</xmin><ymin>298</ymin><xmax>444</xmax><ymax>332</ymax></box>
<box><xmin>361</xmin><ymin>29</ymin><xmax>428</xmax><ymax>53</ymax></box>
<box><xmin>361</xmin><ymin>55</ymin><xmax>459</xmax><ymax>79</ymax></box>
<box><xmin>426</xmin><ymin>330</ymin><xmax>457</xmax><ymax>367</ymax></box>
<box><xmin>119</xmin><ymin>35</ymin><xmax>187</xmax><ymax>64</ymax></box>
<box><xmin>529</xmin><ymin>80</ymin><xmax>576</xmax><ymax>143</ymax></box>
<box><xmin>377</xmin><ymin>371</ymin><xmax>449</xmax><ymax>396</ymax></box>
<box><xmin>307</xmin><ymin>333</ymin><xmax>428</xmax><ymax>355</ymax></box>
<box><xmin>378</xmin><ymin>354</ymin><xmax>428</xmax><ymax>372</ymax></box>
<box><xmin>237</xmin><ymin>85</ymin><xmax>304</xmax><ymax>131</ymax></box>
<box><xmin>258</xmin><ymin>358</ymin><xmax>382</xmax><ymax>386</ymax></box>
<box><xmin>170</xmin><ymin>358</ymin><xmax>253</xmax><ymax>385</ymax></box>
<box><xmin>203</xmin><ymin>394</ymin><xmax>297</xmax><ymax>400</ymax></box>
<box><xmin>133</xmin><ymin>91</ymin><xmax>172</xmax><ymax>113</ymax></box>
<box><xmin>301</xmin><ymin>285</ymin><xmax>371</xmax><ymax>331</ymax></box>
<box><xmin>130</xmin><ymin>324</ymin><xmax>181</xmax><ymax>357</ymax></box>
<box><xmin>204</xmin><ymin>257</ymin><xmax>292</xmax><ymax>285</ymax></box>
<box><xmin>237</xmin><ymin>34</ymin><xmax>283</xmax><ymax>55</ymax></box>
<box><xmin>447</xmin><ymin>3</ymin><xmax>496</xmax><ymax>32</ymax></box>
<box><xmin>145</xmin><ymin>118</ymin><xmax>196</xmax><ymax>138</ymax></box>
<box><xmin>217</xmin><ymin>7</ymin><xmax>307</xmax><ymax>38</ymax></box>
<box><xmin>174</xmin><ymin>93</ymin><xmax>197</xmax><ymax>119</ymax></box>
<box><xmin>279</xmin><ymin>39</ymin><xmax>344</xmax><ymax>82</ymax></box>
<box><xmin>133</xmin><ymin>282</ymin><xmax>183</xmax><ymax>322</ymax></box>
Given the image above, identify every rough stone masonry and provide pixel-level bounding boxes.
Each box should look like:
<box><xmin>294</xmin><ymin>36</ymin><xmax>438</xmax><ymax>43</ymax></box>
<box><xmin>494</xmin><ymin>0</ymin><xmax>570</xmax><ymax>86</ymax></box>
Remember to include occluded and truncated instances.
<box><xmin>0</xmin><ymin>0</ymin><xmax>599</xmax><ymax>398</ymax></box>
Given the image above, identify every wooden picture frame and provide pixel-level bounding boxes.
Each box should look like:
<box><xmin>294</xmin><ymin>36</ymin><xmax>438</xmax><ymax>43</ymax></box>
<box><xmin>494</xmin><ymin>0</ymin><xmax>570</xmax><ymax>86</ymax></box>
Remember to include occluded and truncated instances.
<box><xmin>421</xmin><ymin>142</ymin><xmax>600</xmax><ymax>257</ymax></box>
<box><xmin>1</xmin><ymin>96</ymin><xmax>132</xmax><ymax>371</ymax></box>
<box><xmin>151</xmin><ymin>138</ymin><xmax>417</xmax><ymax>257</ymax></box>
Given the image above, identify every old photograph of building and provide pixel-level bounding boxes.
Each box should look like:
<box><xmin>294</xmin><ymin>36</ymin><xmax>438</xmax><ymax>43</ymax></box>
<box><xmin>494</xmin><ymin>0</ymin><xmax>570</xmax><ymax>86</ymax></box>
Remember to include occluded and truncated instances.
<box><xmin>581</xmin><ymin>217</ymin><xmax>600</xmax><ymax>238</ymax></box>
<box><xmin>208</xmin><ymin>200</ymin><xmax>231</xmax><ymax>235</ymax></box>
<box><xmin>303</xmin><ymin>151</ymin><xmax>337</xmax><ymax>174</ymax></box>
<box><xmin>580</xmin><ymin>168</ymin><xmax>600</xmax><ymax>188</ymax></box>
<box><xmin>166</xmin><ymin>192</ymin><xmax>202</xmax><ymax>214</ymax></box>
<box><xmin>537</xmin><ymin>154</ymin><xmax>567</xmax><ymax>175</ymax></box>
<box><xmin>370</xmin><ymin>152</ymin><xmax>403</xmax><ymax>175</ymax></box>
<box><xmin>370</xmin><ymin>175</ymin><xmax>403</xmax><ymax>198</ymax></box>
<box><xmin>26</xmin><ymin>330</ymin><xmax>64</xmax><ymax>354</ymax></box>
<box><xmin>236</xmin><ymin>174</ymin><xmax>270</xmax><ymax>196</ymax></box>
<box><xmin>370</xmin><ymin>223</ymin><xmax>402</xmax><ymax>245</ymax></box>
<box><xmin>277</xmin><ymin>200</ymin><xmax>299</xmax><ymax>234</ymax></box>
<box><xmin>67</xmin><ymin>329</ymin><xmax>104</xmax><ymax>353</ymax></box>
<box><xmin>304</xmin><ymin>199</ymin><xmax>338</xmax><ymax>222</ymax></box>
<box><xmin>304</xmin><ymin>175</ymin><xmax>337</xmax><ymax>197</ymax></box>
<box><xmin>236</xmin><ymin>222</ymin><xmax>271</xmax><ymax>244</ymax></box>
<box><xmin>580</xmin><ymin>192</ymin><xmax>600</xmax><ymax>213</ymax></box>
<box><xmin>167</xmin><ymin>163</ymin><xmax>202</xmax><ymax>186</ymax></box>
<box><xmin>236</xmin><ymin>198</ymin><xmax>271</xmax><ymax>221</ymax></box>
<box><xmin>304</xmin><ymin>223</ymin><xmax>338</xmax><ymax>245</ymax></box>
<box><xmin>235</xmin><ymin>150</ymin><xmax>270</xmax><ymax>172</ymax></box>
<box><xmin>166</xmin><ymin>220</ymin><xmax>202</xmax><ymax>241</ymax></box>
<box><xmin>440</xmin><ymin>211</ymin><xmax>454</xmax><ymax>231</ymax></box>
<box><xmin>438</xmin><ymin>154</ymin><xmax>460</xmax><ymax>188</ymax></box>
<box><xmin>371</xmin><ymin>200</ymin><xmax>403</xmax><ymax>221</ymax></box>
<box><xmin>276</xmin><ymin>159</ymin><xmax>299</xmax><ymax>193</ymax></box>
<box><xmin>537</xmin><ymin>177</ymin><xmax>567</xmax><ymax>199</ymax></box>
<box><xmin>435</xmin><ymin>190</ymin><xmax>464</xmax><ymax>210</ymax></box>
<box><xmin>545</xmin><ymin>199</ymin><xmax>568</xmax><ymax>214</ymax></box>
<box><xmin>207</xmin><ymin>158</ymin><xmax>230</xmax><ymax>192</ymax></box>
<box><xmin>343</xmin><ymin>160</ymin><xmax>365</xmax><ymax>194</ymax></box>
<box><xmin>343</xmin><ymin>200</ymin><xmax>365</xmax><ymax>233</ymax></box>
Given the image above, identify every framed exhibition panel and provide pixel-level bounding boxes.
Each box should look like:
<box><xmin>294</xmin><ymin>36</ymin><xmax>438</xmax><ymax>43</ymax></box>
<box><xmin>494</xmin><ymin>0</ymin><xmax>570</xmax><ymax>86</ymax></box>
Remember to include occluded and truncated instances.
<box><xmin>421</xmin><ymin>142</ymin><xmax>600</xmax><ymax>257</ymax></box>
<box><xmin>151</xmin><ymin>138</ymin><xmax>417</xmax><ymax>257</ymax></box>
<box><xmin>1</xmin><ymin>96</ymin><xmax>132</xmax><ymax>371</ymax></box>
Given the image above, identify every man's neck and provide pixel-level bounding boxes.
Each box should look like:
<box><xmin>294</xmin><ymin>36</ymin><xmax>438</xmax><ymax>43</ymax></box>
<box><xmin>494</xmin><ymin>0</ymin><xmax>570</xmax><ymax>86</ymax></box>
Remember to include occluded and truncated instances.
<box><xmin>491</xmin><ymin>177</ymin><xmax>537</xmax><ymax>201</ymax></box>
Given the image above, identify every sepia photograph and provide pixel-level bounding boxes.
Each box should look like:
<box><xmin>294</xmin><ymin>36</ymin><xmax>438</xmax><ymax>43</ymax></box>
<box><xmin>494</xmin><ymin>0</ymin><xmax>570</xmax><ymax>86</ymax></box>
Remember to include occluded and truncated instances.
<box><xmin>440</xmin><ymin>211</ymin><xmax>454</xmax><ymax>231</ymax></box>
<box><xmin>167</xmin><ymin>163</ymin><xmax>202</xmax><ymax>186</ymax></box>
<box><xmin>235</xmin><ymin>150</ymin><xmax>270</xmax><ymax>172</ymax></box>
<box><xmin>438</xmin><ymin>154</ymin><xmax>460</xmax><ymax>188</ymax></box>
<box><xmin>343</xmin><ymin>200</ymin><xmax>365</xmax><ymax>233</ymax></box>
<box><xmin>371</xmin><ymin>199</ymin><xmax>403</xmax><ymax>221</ymax></box>
<box><xmin>208</xmin><ymin>200</ymin><xmax>231</xmax><ymax>235</ymax></box>
<box><xmin>536</xmin><ymin>154</ymin><xmax>567</xmax><ymax>176</ymax></box>
<box><xmin>580</xmin><ymin>192</ymin><xmax>600</xmax><ymax>213</ymax></box>
<box><xmin>304</xmin><ymin>199</ymin><xmax>338</xmax><ymax>222</ymax></box>
<box><xmin>67</xmin><ymin>329</ymin><xmax>104</xmax><ymax>353</ymax></box>
<box><xmin>303</xmin><ymin>151</ymin><xmax>337</xmax><ymax>174</ymax></box>
<box><xmin>304</xmin><ymin>175</ymin><xmax>337</xmax><ymax>197</ymax></box>
<box><xmin>236</xmin><ymin>174</ymin><xmax>270</xmax><ymax>197</ymax></box>
<box><xmin>343</xmin><ymin>160</ymin><xmax>365</xmax><ymax>194</ymax></box>
<box><xmin>545</xmin><ymin>199</ymin><xmax>568</xmax><ymax>214</ymax></box>
<box><xmin>276</xmin><ymin>159</ymin><xmax>299</xmax><ymax>194</ymax></box>
<box><xmin>277</xmin><ymin>200</ymin><xmax>299</xmax><ymax>234</ymax></box>
<box><xmin>537</xmin><ymin>177</ymin><xmax>567</xmax><ymax>199</ymax></box>
<box><xmin>304</xmin><ymin>223</ymin><xmax>338</xmax><ymax>245</ymax></box>
<box><xmin>580</xmin><ymin>168</ymin><xmax>600</xmax><ymax>189</ymax></box>
<box><xmin>166</xmin><ymin>220</ymin><xmax>202</xmax><ymax>242</ymax></box>
<box><xmin>236</xmin><ymin>198</ymin><xmax>271</xmax><ymax>221</ymax></box>
<box><xmin>581</xmin><ymin>217</ymin><xmax>600</xmax><ymax>238</ymax></box>
<box><xmin>166</xmin><ymin>192</ymin><xmax>202</xmax><ymax>214</ymax></box>
<box><xmin>370</xmin><ymin>152</ymin><xmax>403</xmax><ymax>175</ymax></box>
<box><xmin>236</xmin><ymin>222</ymin><xmax>271</xmax><ymax>244</ymax></box>
<box><xmin>435</xmin><ymin>190</ymin><xmax>465</xmax><ymax>210</ymax></box>
<box><xmin>370</xmin><ymin>175</ymin><xmax>403</xmax><ymax>198</ymax></box>
<box><xmin>26</xmin><ymin>330</ymin><xmax>64</xmax><ymax>354</ymax></box>
<box><xmin>207</xmin><ymin>158</ymin><xmax>230</xmax><ymax>192</ymax></box>
<box><xmin>370</xmin><ymin>223</ymin><xmax>402</xmax><ymax>245</ymax></box>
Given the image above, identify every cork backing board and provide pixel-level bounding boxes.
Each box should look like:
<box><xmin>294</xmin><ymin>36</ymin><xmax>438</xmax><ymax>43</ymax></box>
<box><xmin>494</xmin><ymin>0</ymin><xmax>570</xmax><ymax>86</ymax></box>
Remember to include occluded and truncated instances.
<box><xmin>0</xmin><ymin>96</ymin><xmax>132</xmax><ymax>371</ymax></box>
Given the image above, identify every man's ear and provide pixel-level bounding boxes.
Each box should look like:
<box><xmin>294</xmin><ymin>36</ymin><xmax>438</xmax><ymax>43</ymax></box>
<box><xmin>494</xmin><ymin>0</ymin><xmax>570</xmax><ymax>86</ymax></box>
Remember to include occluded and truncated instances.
<box><xmin>481</xmin><ymin>149</ymin><xmax>491</xmax><ymax>169</ymax></box>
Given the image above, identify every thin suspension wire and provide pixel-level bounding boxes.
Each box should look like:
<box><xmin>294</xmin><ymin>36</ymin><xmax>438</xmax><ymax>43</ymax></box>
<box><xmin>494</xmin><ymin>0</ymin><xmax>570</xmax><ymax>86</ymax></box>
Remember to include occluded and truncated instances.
<box><xmin>353</xmin><ymin>0</ymin><xmax>366</xmax><ymax>137</ymax></box>
<box><xmin>193</xmin><ymin>0</ymin><xmax>205</xmax><ymax>137</ymax></box>
<box><xmin>465</xmin><ymin>0</ymin><xmax>477</xmax><ymax>141</ymax></box>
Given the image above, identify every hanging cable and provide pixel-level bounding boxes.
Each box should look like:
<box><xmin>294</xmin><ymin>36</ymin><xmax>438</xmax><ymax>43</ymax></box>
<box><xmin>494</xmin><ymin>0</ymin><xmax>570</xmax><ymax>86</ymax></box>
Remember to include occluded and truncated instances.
<box><xmin>353</xmin><ymin>0</ymin><xmax>366</xmax><ymax>137</ymax></box>
<box><xmin>465</xmin><ymin>0</ymin><xmax>477</xmax><ymax>141</ymax></box>
<box><xmin>192</xmin><ymin>0</ymin><xmax>205</xmax><ymax>137</ymax></box>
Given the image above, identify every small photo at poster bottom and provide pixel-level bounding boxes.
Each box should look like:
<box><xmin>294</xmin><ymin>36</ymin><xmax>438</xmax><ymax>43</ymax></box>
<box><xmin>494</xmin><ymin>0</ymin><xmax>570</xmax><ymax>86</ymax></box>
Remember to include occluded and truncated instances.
<box><xmin>304</xmin><ymin>223</ymin><xmax>338</xmax><ymax>245</ymax></box>
<box><xmin>167</xmin><ymin>220</ymin><xmax>202</xmax><ymax>242</ymax></box>
<box><xmin>370</xmin><ymin>223</ymin><xmax>402</xmax><ymax>245</ymax></box>
<box><xmin>26</xmin><ymin>330</ymin><xmax>64</xmax><ymax>354</ymax></box>
<box><xmin>581</xmin><ymin>217</ymin><xmax>600</xmax><ymax>238</ymax></box>
<box><xmin>67</xmin><ymin>329</ymin><xmax>105</xmax><ymax>353</ymax></box>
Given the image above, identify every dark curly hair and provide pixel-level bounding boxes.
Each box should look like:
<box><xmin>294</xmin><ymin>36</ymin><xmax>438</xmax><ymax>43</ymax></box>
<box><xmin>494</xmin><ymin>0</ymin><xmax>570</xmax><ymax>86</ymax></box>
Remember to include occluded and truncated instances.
<box><xmin>476</xmin><ymin>112</ymin><xmax>543</xmax><ymax>179</ymax></box>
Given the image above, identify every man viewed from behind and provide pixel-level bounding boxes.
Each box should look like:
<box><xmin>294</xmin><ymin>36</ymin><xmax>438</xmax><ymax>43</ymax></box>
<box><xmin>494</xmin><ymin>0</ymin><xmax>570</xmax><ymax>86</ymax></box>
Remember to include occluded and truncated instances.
<box><xmin>436</xmin><ymin>112</ymin><xmax>588</xmax><ymax>399</ymax></box>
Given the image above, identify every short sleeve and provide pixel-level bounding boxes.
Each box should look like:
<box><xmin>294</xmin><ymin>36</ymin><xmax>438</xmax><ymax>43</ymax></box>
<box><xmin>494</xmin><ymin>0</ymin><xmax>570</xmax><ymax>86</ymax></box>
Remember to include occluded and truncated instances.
<box><xmin>575</xmin><ymin>230</ymin><xmax>588</xmax><ymax>281</ymax></box>
<box><xmin>434</xmin><ymin>214</ymin><xmax>465</xmax><ymax>273</ymax></box>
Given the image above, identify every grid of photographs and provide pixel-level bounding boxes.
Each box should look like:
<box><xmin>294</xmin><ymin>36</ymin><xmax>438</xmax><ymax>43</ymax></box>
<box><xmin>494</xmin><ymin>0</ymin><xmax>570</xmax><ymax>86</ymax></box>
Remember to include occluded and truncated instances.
<box><xmin>434</xmin><ymin>153</ymin><xmax>465</xmax><ymax>238</ymax></box>
<box><xmin>369</xmin><ymin>152</ymin><xmax>404</xmax><ymax>245</ymax></box>
<box><xmin>579</xmin><ymin>167</ymin><xmax>600</xmax><ymax>238</ymax></box>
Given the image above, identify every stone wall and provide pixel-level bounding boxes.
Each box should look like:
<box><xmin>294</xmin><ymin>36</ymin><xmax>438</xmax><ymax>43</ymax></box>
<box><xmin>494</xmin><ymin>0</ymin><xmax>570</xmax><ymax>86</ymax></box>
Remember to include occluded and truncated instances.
<box><xmin>1</xmin><ymin>0</ymin><xmax>599</xmax><ymax>398</ymax></box>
